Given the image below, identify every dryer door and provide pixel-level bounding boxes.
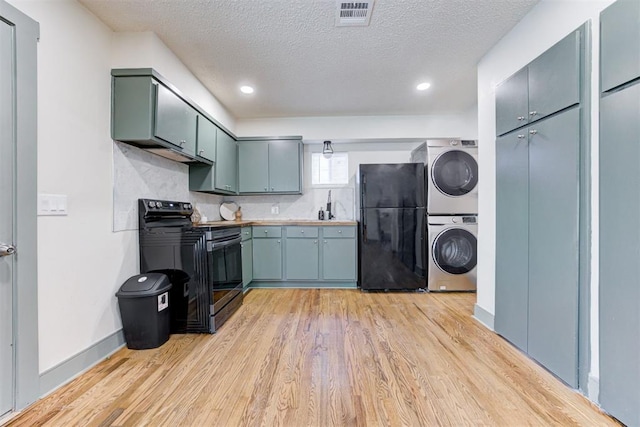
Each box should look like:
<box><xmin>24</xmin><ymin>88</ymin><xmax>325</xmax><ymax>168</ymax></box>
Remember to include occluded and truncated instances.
<box><xmin>432</xmin><ymin>228</ymin><xmax>477</xmax><ymax>274</ymax></box>
<box><xmin>431</xmin><ymin>150</ymin><xmax>478</xmax><ymax>197</ymax></box>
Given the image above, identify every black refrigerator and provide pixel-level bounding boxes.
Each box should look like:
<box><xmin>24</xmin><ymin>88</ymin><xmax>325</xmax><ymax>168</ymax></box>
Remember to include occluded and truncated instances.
<box><xmin>359</xmin><ymin>163</ymin><xmax>426</xmax><ymax>290</ymax></box>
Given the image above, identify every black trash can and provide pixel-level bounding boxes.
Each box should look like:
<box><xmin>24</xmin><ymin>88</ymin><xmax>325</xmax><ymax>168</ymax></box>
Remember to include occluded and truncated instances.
<box><xmin>116</xmin><ymin>273</ymin><xmax>172</xmax><ymax>349</ymax></box>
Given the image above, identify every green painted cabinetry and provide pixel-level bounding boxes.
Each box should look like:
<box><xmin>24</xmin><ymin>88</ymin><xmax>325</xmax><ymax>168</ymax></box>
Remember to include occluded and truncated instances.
<box><xmin>111</xmin><ymin>70</ymin><xmax>209</xmax><ymax>163</ymax></box>
<box><xmin>196</xmin><ymin>115</ymin><xmax>217</xmax><ymax>162</ymax></box>
<box><xmin>238</xmin><ymin>138</ymin><xmax>302</xmax><ymax>194</ymax></box>
<box><xmin>250</xmin><ymin>225</ymin><xmax>357</xmax><ymax>287</ymax></box>
<box><xmin>252</xmin><ymin>226</ymin><xmax>282</xmax><ymax>280</ymax></box>
<box><xmin>241</xmin><ymin>228</ymin><xmax>253</xmax><ymax>291</ymax></box>
<box><xmin>285</xmin><ymin>227</ymin><xmax>320</xmax><ymax>280</ymax></box>
<box><xmin>599</xmin><ymin>2</ymin><xmax>640</xmax><ymax>423</ymax></box>
<box><xmin>600</xmin><ymin>0</ymin><xmax>640</xmax><ymax>92</ymax></box>
<box><xmin>494</xmin><ymin>25</ymin><xmax>586</xmax><ymax>390</ymax></box>
<box><xmin>322</xmin><ymin>227</ymin><xmax>357</xmax><ymax>281</ymax></box>
<box><xmin>495</xmin><ymin>29</ymin><xmax>580</xmax><ymax>136</ymax></box>
<box><xmin>215</xmin><ymin>131</ymin><xmax>238</xmax><ymax>194</ymax></box>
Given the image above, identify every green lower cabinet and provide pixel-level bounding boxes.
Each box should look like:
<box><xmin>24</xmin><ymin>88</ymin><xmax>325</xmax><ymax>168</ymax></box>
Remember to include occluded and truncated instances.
<box><xmin>252</xmin><ymin>238</ymin><xmax>282</xmax><ymax>280</ymax></box>
<box><xmin>285</xmin><ymin>238</ymin><xmax>319</xmax><ymax>280</ymax></box>
<box><xmin>322</xmin><ymin>237</ymin><xmax>357</xmax><ymax>281</ymax></box>
<box><xmin>241</xmin><ymin>238</ymin><xmax>253</xmax><ymax>290</ymax></box>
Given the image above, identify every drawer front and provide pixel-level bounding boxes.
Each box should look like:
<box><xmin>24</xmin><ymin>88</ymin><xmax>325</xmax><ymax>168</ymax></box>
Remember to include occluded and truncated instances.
<box><xmin>253</xmin><ymin>226</ymin><xmax>282</xmax><ymax>238</ymax></box>
<box><xmin>241</xmin><ymin>227</ymin><xmax>252</xmax><ymax>241</ymax></box>
<box><xmin>323</xmin><ymin>226</ymin><xmax>355</xmax><ymax>238</ymax></box>
<box><xmin>286</xmin><ymin>226</ymin><xmax>319</xmax><ymax>238</ymax></box>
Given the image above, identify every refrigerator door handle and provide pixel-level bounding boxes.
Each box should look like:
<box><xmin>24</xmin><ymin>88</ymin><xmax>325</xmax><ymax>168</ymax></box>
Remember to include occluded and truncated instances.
<box><xmin>362</xmin><ymin>216</ymin><xmax>367</xmax><ymax>243</ymax></box>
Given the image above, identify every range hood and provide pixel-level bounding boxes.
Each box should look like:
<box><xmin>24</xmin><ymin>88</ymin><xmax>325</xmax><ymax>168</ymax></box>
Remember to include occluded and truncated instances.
<box><xmin>145</xmin><ymin>147</ymin><xmax>199</xmax><ymax>163</ymax></box>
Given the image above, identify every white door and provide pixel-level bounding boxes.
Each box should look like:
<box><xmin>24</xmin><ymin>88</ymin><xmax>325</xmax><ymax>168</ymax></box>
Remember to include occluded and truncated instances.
<box><xmin>0</xmin><ymin>18</ymin><xmax>16</xmax><ymax>417</ymax></box>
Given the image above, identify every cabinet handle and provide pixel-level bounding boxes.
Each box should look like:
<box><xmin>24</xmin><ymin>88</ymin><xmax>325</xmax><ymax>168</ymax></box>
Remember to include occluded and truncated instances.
<box><xmin>338</xmin><ymin>230</ymin><xmax>342</xmax><ymax>233</ymax></box>
<box><xmin>180</xmin><ymin>140</ymin><xmax>186</xmax><ymax>146</ymax></box>
<box><xmin>271</xmin><ymin>187</ymin><xmax>274</xmax><ymax>191</ymax></box>
<box><xmin>264</xmin><ymin>187</ymin><xmax>267</xmax><ymax>191</ymax></box>
<box><xmin>529</xmin><ymin>111</ymin><xmax>537</xmax><ymax>116</ymax></box>
<box><xmin>517</xmin><ymin>116</ymin><xmax>526</xmax><ymax>121</ymax></box>
<box><xmin>517</xmin><ymin>134</ymin><xmax>526</xmax><ymax>139</ymax></box>
<box><xmin>529</xmin><ymin>129</ymin><xmax>538</xmax><ymax>135</ymax></box>
<box><xmin>277</xmin><ymin>240</ymin><xmax>281</xmax><ymax>244</ymax></box>
<box><xmin>199</xmin><ymin>149</ymin><xmax>205</xmax><ymax>155</ymax></box>
<box><xmin>301</xmin><ymin>230</ymin><xmax>304</xmax><ymax>233</ymax></box>
<box><xmin>314</xmin><ymin>240</ymin><xmax>317</xmax><ymax>244</ymax></box>
<box><xmin>324</xmin><ymin>240</ymin><xmax>327</xmax><ymax>244</ymax></box>
<box><xmin>264</xmin><ymin>230</ymin><xmax>268</xmax><ymax>233</ymax></box>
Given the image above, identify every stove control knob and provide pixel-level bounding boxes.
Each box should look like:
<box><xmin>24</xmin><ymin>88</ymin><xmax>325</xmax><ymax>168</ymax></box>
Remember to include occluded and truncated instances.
<box><xmin>148</xmin><ymin>201</ymin><xmax>156</xmax><ymax>208</ymax></box>
<box><xmin>156</xmin><ymin>201</ymin><xmax>163</xmax><ymax>208</ymax></box>
<box><xmin>452</xmin><ymin>217</ymin><xmax>459</xmax><ymax>223</ymax></box>
<box><xmin>450</xmin><ymin>140</ymin><xmax>459</xmax><ymax>146</ymax></box>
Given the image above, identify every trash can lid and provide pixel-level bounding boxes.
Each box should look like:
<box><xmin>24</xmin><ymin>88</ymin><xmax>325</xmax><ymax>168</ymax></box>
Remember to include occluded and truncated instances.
<box><xmin>116</xmin><ymin>273</ymin><xmax>172</xmax><ymax>298</ymax></box>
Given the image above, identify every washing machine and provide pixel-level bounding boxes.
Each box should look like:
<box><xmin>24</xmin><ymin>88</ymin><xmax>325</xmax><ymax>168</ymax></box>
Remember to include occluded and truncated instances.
<box><xmin>428</xmin><ymin>215</ymin><xmax>477</xmax><ymax>291</ymax></box>
<box><xmin>427</xmin><ymin>139</ymin><xmax>478</xmax><ymax>214</ymax></box>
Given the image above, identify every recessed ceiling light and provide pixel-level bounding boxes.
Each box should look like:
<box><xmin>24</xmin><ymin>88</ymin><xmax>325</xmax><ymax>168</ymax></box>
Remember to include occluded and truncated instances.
<box><xmin>240</xmin><ymin>85</ymin><xmax>254</xmax><ymax>94</ymax></box>
<box><xmin>416</xmin><ymin>82</ymin><xmax>431</xmax><ymax>91</ymax></box>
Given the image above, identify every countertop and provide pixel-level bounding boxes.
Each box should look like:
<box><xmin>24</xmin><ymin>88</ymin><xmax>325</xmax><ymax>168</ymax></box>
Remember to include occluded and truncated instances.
<box><xmin>197</xmin><ymin>219</ymin><xmax>357</xmax><ymax>228</ymax></box>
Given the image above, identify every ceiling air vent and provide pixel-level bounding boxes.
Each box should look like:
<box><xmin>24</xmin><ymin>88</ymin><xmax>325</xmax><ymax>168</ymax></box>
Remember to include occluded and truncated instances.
<box><xmin>335</xmin><ymin>1</ymin><xmax>375</xmax><ymax>27</ymax></box>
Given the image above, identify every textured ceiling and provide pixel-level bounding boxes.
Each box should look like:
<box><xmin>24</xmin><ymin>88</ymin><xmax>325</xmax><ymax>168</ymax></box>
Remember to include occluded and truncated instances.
<box><xmin>79</xmin><ymin>0</ymin><xmax>539</xmax><ymax>119</ymax></box>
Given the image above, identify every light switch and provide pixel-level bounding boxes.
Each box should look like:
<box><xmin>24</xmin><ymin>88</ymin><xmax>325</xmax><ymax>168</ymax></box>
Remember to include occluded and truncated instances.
<box><xmin>38</xmin><ymin>194</ymin><xmax>68</xmax><ymax>216</ymax></box>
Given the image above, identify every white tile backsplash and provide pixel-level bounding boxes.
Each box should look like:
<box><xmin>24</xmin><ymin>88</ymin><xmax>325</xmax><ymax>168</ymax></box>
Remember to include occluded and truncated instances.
<box><xmin>112</xmin><ymin>142</ymin><xmax>223</xmax><ymax>231</ymax></box>
<box><xmin>224</xmin><ymin>186</ymin><xmax>355</xmax><ymax>220</ymax></box>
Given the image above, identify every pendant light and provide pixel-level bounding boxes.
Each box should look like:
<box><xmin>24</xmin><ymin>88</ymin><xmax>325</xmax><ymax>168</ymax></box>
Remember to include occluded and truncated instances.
<box><xmin>322</xmin><ymin>140</ymin><xmax>334</xmax><ymax>158</ymax></box>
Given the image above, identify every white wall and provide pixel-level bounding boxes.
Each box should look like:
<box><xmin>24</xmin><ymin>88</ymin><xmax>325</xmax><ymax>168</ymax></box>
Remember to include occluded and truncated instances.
<box><xmin>476</xmin><ymin>0</ymin><xmax>615</xmax><ymax>398</ymax></box>
<box><xmin>7</xmin><ymin>0</ymin><xmax>234</xmax><ymax>374</ymax></box>
<box><xmin>235</xmin><ymin>108</ymin><xmax>478</xmax><ymax>140</ymax></box>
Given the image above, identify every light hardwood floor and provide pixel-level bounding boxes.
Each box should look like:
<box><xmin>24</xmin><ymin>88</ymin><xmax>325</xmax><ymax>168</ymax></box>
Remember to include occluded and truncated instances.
<box><xmin>6</xmin><ymin>289</ymin><xmax>618</xmax><ymax>426</ymax></box>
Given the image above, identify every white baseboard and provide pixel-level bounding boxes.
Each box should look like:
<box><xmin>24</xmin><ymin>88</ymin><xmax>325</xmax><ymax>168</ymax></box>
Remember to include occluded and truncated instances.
<box><xmin>587</xmin><ymin>373</ymin><xmax>599</xmax><ymax>403</ymax></box>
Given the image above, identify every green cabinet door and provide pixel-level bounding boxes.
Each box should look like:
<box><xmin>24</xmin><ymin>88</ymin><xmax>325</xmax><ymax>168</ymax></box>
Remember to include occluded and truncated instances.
<box><xmin>527</xmin><ymin>107</ymin><xmax>580</xmax><ymax>389</ymax></box>
<box><xmin>286</xmin><ymin>238</ymin><xmax>319</xmax><ymax>280</ymax></box>
<box><xmin>495</xmin><ymin>68</ymin><xmax>529</xmax><ymax>136</ymax></box>
<box><xmin>238</xmin><ymin>141</ymin><xmax>269</xmax><ymax>192</ymax></box>
<box><xmin>528</xmin><ymin>30</ymin><xmax>580</xmax><ymax>121</ymax></box>
<box><xmin>242</xmin><ymin>238</ymin><xmax>253</xmax><ymax>290</ymax></box>
<box><xmin>322</xmin><ymin>237</ymin><xmax>356</xmax><ymax>280</ymax></box>
<box><xmin>494</xmin><ymin>130</ymin><xmax>529</xmax><ymax>352</ymax></box>
<box><xmin>601</xmin><ymin>0</ymin><xmax>640</xmax><ymax>92</ymax></box>
<box><xmin>154</xmin><ymin>83</ymin><xmax>197</xmax><ymax>155</ymax></box>
<box><xmin>196</xmin><ymin>115</ymin><xmax>217</xmax><ymax>162</ymax></box>
<box><xmin>599</xmin><ymin>83</ymin><xmax>640</xmax><ymax>427</ymax></box>
<box><xmin>269</xmin><ymin>140</ymin><xmax>301</xmax><ymax>192</ymax></box>
<box><xmin>215</xmin><ymin>131</ymin><xmax>237</xmax><ymax>193</ymax></box>
<box><xmin>253</xmin><ymin>238</ymin><xmax>282</xmax><ymax>280</ymax></box>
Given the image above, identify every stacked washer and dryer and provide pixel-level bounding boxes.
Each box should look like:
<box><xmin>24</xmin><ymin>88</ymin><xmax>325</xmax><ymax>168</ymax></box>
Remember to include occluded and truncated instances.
<box><xmin>424</xmin><ymin>139</ymin><xmax>478</xmax><ymax>291</ymax></box>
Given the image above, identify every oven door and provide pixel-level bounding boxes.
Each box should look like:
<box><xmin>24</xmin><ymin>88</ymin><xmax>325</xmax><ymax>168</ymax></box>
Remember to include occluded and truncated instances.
<box><xmin>207</xmin><ymin>235</ymin><xmax>243</xmax><ymax>313</ymax></box>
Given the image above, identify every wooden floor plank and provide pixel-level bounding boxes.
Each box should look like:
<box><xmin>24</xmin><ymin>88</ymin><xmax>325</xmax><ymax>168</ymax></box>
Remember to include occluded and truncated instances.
<box><xmin>5</xmin><ymin>289</ymin><xmax>619</xmax><ymax>427</ymax></box>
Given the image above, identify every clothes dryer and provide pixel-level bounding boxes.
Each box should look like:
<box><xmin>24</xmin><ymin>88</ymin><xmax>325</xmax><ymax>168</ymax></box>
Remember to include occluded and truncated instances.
<box><xmin>428</xmin><ymin>215</ymin><xmax>477</xmax><ymax>291</ymax></box>
<box><xmin>427</xmin><ymin>139</ymin><xmax>478</xmax><ymax>214</ymax></box>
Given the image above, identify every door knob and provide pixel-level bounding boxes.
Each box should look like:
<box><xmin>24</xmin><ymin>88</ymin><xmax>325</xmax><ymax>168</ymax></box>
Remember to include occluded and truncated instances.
<box><xmin>0</xmin><ymin>243</ymin><xmax>16</xmax><ymax>257</ymax></box>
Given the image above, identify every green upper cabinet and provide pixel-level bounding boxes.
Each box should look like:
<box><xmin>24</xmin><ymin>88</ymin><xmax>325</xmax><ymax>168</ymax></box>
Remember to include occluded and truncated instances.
<box><xmin>196</xmin><ymin>115</ymin><xmax>217</xmax><ymax>162</ymax></box>
<box><xmin>495</xmin><ymin>29</ymin><xmax>580</xmax><ymax>136</ymax></box>
<box><xmin>238</xmin><ymin>138</ymin><xmax>302</xmax><ymax>194</ymax></box>
<box><xmin>111</xmin><ymin>70</ymin><xmax>211</xmax><ymax>164</ymax></box>
<box><xmin>215</xmin><ymin>131</ymin><xmax>238</xmax><ymax>194</ymax></box>
<box><xmin>154</xmin><ymin>83</ymin><xmax>197</xmax><ymax>156</ymax></box>
<box><xmin>238</xmin><ymin>141</ymin><xmax>269</xmax><ymax>192</ymax></box>
<box><xmin>495</xmin><ymin>68</ymin><xmax>529</xmax><ymax>137</ymax></box>
<box><xmin>601</xmin><ymin>0</ymin><xmax>640</xmax><ymax>93</ymax></box>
